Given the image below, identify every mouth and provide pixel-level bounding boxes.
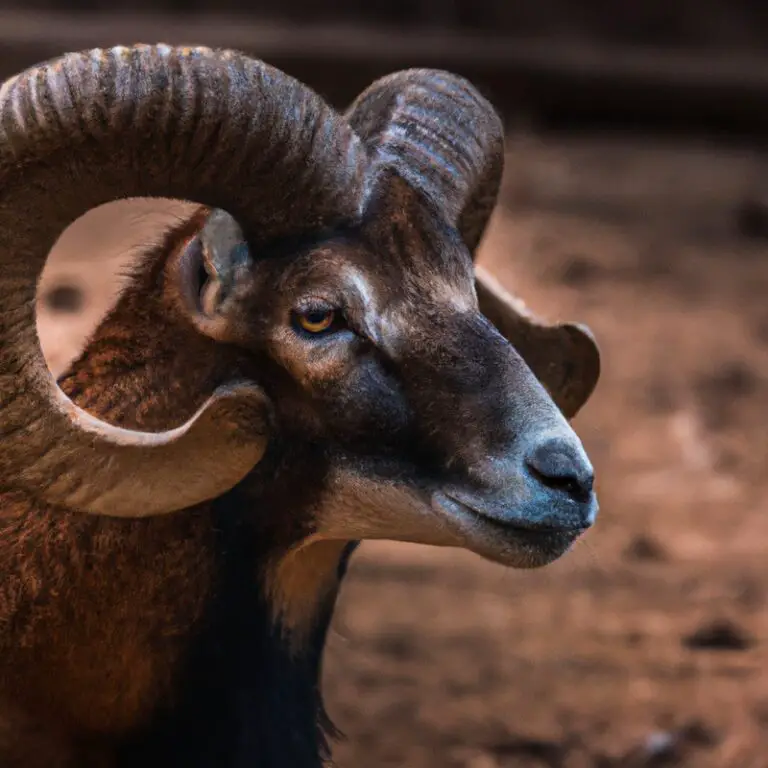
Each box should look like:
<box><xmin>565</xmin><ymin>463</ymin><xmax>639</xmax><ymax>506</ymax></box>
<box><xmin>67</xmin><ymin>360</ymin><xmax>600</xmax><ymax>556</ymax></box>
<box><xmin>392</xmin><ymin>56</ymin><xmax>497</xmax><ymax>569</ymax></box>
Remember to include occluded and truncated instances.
<box><xmin>430</xmin><ymin>491</ymin><xmax>589</xmax><ymax>568</ymax></box>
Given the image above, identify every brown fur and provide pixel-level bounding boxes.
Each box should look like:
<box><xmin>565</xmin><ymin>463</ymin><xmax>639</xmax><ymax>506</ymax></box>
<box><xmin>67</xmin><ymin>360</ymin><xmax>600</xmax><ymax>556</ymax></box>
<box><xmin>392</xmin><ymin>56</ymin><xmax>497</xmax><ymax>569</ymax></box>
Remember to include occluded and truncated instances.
<box><xmin>0</xmin><ymin>187</ymin><xmax>599</xmax><ymax>765</ymax></box>
<box><xmin>0</xmin><ymin>213</ymin><xmax>353</xmax><ymax>764</ymax></box>
<box><xmin>0</xmin><ymin>51</ymin><xmax>601</xmax><ymax>767</ymax></box>
<box><xmin>0</xmin><ymin>216</ymin><xmax>223</xmax><ymax>761</ymax></box>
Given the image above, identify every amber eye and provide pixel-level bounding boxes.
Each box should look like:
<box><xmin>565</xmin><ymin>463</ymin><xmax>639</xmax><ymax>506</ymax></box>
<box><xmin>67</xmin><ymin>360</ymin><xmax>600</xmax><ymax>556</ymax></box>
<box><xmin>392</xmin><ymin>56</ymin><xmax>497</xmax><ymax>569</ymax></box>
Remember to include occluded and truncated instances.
<box><xmin>294</xmin><ymin>308</ymin><xmax>337</xmax><ymax>335</ymax></box>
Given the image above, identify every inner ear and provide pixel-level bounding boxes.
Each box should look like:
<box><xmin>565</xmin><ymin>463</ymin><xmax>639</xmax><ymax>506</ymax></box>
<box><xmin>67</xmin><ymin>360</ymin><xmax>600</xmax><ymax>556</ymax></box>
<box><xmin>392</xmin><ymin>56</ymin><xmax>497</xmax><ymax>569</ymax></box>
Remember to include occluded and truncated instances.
<box><xmin>175</xmin><ymin>234</ymin><xmax>213</xmax><ymax>315</ymax></box>
<box><xmin>169</xmin><ymin>209</ymin><xmax>254</xmax><ymax>342</ymax></box>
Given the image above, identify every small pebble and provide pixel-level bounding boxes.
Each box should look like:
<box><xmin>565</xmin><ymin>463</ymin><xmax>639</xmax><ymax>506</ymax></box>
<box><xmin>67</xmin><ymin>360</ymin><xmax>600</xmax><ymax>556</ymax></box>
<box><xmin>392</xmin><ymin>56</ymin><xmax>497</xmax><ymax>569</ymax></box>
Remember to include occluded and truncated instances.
<box><xmin>682</xmin><ymin>618</ymin><xmax>753</xmax><ymax>651</ymax></box>
<box><xmin>623</xmin><ymin>534</ymin><xmax>668</xmax><ymax>562</ymax></box>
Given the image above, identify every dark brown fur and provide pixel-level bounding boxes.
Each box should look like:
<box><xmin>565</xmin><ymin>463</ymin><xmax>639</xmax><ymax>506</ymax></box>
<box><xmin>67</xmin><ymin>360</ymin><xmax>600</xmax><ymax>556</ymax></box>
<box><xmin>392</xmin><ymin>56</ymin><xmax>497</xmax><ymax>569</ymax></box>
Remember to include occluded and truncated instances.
<box><xmin>0</xmin><ymin>212</ymin><xmax>341</xmax><ymax>766</ymax></box>
<box><xmin>0</xmin><ymin>193</ymin><xmax>473</xmax><ymax>765</ymax></box>
<box><xmin>0</xmin><ymin>214</ymin><xmax>221</xmax><ymax>763</ymax></box>
<box><xmin>0</xmin><ymin>50</ymin><xmax>601</xmax><ymax>768</ymax></box>
<box><xmin>0</xmin><ymin>174</ymin><xmax>601</xmax><ymax>767</ymax></box>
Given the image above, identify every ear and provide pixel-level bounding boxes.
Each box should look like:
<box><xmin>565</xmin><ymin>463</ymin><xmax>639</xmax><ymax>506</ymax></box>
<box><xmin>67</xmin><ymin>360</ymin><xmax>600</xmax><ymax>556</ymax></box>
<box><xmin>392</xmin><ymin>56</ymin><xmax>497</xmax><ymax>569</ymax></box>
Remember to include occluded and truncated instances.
<box><xmin>168</xmin><ymin>208</ymin><xmax>255</xmax><ymax>343</ymax></box>
<box><xmin>475</xmin><ymin>265</ymin><xmax>601</xmax><ymax>419</ymax></box>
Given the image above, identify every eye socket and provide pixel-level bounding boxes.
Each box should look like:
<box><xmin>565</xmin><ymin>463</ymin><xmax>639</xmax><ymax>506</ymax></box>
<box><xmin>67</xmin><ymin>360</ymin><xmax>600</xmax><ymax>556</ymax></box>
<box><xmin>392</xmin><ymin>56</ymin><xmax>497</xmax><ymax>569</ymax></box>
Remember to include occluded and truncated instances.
<box><xmin>293</xmin><ymin>307</ymin><xmax>341</xmax><ymax>336</ymax></box>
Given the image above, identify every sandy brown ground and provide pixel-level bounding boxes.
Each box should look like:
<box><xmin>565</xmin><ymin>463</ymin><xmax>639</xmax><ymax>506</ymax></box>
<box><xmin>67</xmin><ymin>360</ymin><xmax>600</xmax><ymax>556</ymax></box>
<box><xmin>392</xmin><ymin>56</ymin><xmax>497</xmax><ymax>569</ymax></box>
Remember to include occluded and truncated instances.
<box><xmin>39</xmin><ymin>134</ymin><xmax>768</xmax><ymax>767</ymax></box>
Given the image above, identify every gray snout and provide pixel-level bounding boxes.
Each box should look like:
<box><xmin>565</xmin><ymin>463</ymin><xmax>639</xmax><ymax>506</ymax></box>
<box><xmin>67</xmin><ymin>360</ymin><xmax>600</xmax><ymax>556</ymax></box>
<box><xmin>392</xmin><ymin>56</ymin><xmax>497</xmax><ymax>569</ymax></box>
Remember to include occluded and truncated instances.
<box><xmin>433</xmin><ymin>424</ymin><xmax>598</xmax><ymax>568</ymax></box>
<box><xmin>450</xmin><ymin>427</ymin><xmax>598</xmax><ymax>534</ymax></box>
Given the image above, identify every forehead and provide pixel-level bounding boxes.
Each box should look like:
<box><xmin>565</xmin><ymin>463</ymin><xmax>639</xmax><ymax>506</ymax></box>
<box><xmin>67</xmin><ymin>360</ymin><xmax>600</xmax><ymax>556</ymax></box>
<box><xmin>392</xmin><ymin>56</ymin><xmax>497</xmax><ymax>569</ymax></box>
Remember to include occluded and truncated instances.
<box><xmin>281</xmin><ymin>227</ymin><xmax>476</xmax><ymax>310</ymax></box>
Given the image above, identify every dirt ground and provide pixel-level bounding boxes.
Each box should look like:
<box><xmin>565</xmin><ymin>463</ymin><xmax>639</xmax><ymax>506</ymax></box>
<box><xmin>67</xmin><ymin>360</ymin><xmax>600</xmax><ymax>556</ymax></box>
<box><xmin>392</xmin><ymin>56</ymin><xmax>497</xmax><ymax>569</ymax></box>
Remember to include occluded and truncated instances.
<box><xmin>39</xmin><ymin>133</ymin><xmax>768</xmax><ymax>767</ymax></box>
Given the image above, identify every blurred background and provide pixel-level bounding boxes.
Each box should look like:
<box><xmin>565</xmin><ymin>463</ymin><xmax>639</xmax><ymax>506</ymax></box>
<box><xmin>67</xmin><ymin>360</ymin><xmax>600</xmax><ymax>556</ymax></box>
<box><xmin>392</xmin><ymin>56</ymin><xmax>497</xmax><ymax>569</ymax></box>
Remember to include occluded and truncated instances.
<box><xmin>8</xmin><ymin>1</ymin><xmax>768</xmax><ymax>765</ymax></box>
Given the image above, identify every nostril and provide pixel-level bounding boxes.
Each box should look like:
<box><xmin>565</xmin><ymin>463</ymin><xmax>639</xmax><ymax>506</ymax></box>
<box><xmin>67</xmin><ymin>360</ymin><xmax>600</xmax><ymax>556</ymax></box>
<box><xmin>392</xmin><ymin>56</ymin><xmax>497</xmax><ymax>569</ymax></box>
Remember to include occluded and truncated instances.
<box><xmin>525</xmin><ymin>438</ymin><xmax>595</xmax><ymax>503</ymax></box>
<box><xmin>527</xmin><ymin>464</ymin><xmax>592</xmax><ymax>501</ymax></box>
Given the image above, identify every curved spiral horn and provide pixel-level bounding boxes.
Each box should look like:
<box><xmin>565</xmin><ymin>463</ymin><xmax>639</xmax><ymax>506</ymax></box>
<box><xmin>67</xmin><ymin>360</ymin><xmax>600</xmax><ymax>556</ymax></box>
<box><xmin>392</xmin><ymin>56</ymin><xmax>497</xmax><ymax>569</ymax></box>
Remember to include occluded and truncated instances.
<box><xmin>0</xmin><ymin>44</ymin><xmax>366</xmax><ymax>516</ymax></box>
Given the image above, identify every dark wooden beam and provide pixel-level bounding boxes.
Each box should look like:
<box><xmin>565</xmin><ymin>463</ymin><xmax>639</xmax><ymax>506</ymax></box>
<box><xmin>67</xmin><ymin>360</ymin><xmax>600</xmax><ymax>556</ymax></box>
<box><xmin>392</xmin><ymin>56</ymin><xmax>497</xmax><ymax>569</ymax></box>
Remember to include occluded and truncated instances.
<box><xmin>2</xmin><ymin>10</ymin><xmax>768</xmax><ymax>142</ymax></box>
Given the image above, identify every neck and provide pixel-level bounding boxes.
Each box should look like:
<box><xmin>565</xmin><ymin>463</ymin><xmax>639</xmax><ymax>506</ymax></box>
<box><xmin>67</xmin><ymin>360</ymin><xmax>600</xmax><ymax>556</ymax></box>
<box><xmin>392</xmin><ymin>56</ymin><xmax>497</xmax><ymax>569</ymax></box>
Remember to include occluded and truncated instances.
<box><xmin>116</xmin><ymin>485</ymin><xmax>358</xmax><ymax>768</ymax></box>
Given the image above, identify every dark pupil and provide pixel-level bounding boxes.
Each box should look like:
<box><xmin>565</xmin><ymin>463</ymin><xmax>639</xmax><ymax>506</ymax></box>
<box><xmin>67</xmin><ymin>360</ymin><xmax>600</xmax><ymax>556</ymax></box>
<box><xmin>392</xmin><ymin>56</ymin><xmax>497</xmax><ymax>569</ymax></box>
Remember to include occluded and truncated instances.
<box><xmin>307</xmin><ymin>310</ymin><xmax>330</xmax><ymax>325</ymax></box>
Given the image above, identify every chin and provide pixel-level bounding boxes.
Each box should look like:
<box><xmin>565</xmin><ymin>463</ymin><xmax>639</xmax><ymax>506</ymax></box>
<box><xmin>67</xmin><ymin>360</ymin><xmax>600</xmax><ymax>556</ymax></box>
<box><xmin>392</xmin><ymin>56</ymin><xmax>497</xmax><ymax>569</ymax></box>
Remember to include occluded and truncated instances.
<box><xmin>473</xmin><ymin>531</ymin><xmax>582</xmax><ymax>569</ymax></box>
<box><xmin>452</xmin><ymin>522</ymin><xmax>584</xmax><ymax>568</ymax></box>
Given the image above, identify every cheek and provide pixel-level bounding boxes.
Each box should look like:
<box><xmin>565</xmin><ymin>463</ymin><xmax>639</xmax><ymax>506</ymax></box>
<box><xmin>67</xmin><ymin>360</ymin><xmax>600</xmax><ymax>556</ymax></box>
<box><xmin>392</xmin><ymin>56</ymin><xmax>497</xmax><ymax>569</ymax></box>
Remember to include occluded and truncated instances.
<box><xmin>325</xmin><ymin>357</ymin><xmax>412</xmax><ymax>441</ymax></box>
<box><xmin>265</xmin><ymin>332</ymin><xmax>412</xmax><ymax>443</ymax></box>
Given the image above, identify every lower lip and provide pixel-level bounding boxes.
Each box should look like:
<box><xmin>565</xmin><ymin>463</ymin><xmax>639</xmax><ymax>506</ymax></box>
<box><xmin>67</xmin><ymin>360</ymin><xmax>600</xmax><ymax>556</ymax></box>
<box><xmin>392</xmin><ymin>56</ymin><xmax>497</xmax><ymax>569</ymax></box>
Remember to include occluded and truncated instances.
<box><xmin>432</xmin><ymin>493</ymin><xmax>588</xmax><ymax>545</ymax></box>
